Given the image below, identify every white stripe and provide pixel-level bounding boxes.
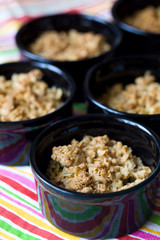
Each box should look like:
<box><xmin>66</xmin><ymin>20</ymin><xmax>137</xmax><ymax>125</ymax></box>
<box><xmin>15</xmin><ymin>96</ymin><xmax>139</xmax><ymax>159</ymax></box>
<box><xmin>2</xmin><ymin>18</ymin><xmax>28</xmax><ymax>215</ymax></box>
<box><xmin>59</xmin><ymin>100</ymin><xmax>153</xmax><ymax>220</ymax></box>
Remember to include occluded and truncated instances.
<box><xmin>17</xmin><ymin>0</ymin><xmax>110</xmax><ymax>16</ymax></box>
<box><xmin>0</xmin><ymin>181</ymin><xmax>38</xmax><ymax>207</ymax></box>
<box><xmin>6</xmin><ymin>1</ymin><xmax>26</xmax><ymax>18</ymax></box>
<box><xmin>0</xmin><ymin>166</ymin><xmax>36</xmax><ymax>192</ymax></box>
<box><xmin>0</xmin><ymin>221</ymin><xmax>22</xmax><ymax>240</ymax></box>
<box><xmin>0</xmin><ymin>196</ymin><xmax>66</xmax><ymax>239</ymax></box>
<box><xmin>142</xmin><ymin>221</ymin><xmax>160</xmax><ymax>237</ymax></box>
<box><xmin>128</xmin><ymin>234</ymin><xmax>144</xmax><ymax>240</ymax></box>
<box><xmin>0</xmin><ymin>215</ymin><xmax>46</xmax><ymax>240</ymax></box>
<box><xmin>0</xmin><ymin>191</ymin><xmax>82</xmax><ymax>240</ymax></box>
<box><xmin>0</xmin><ymin>54</ymin><xmax>20</xmax><ymax>64</ymax></box>
<box><xmin>0</xmin><ymin>188</ymin><xmax>40</xmax><ymax>215</ymax></box>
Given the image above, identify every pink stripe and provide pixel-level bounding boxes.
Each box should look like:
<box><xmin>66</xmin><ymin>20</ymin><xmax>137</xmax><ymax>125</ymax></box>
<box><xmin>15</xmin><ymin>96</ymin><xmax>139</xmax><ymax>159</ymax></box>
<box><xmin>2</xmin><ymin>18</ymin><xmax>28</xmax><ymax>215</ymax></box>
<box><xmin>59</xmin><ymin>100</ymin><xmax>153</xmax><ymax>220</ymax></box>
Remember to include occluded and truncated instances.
<box><xmin>0</xmin><ymin>15</ymin><xmax>38</xmax><ymax>27</ymax></box>
<box><xmin>72</xmin><ymin>0</ymin><xmax>111</xmax><ymax>11</ymax></box>
<box><xmin>0</xmin><ymin>169</ymin><xmax>36</xmax><ymax>191</ymax></box>
<box><xmin>0</xmin><ymin>35</ymin><xmax>14</xmax><ymax>42</ymax></box>
<box><xmin>0</xmin><ymin>191</ymin><xmax>44</xmax><ymax>219</ymax></box>
<box><xmin>0</xmin><ymin>17</ymin><xmax>21</xmax><ymax>27</ymax></box>
<box><xmin>132</xmin><ymin>230</ymin><xmax>160</xmax><ymax>240</ymax></box>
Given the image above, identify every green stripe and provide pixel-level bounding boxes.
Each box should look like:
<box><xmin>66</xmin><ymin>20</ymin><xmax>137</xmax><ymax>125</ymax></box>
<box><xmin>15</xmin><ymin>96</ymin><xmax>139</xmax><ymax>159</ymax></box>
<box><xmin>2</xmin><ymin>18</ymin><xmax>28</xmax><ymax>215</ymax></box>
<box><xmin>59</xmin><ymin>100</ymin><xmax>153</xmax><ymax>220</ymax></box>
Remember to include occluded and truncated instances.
<box><xmin>0</xmin><ymin>48</ymin><xmax>19</xmax><ymax>56</ymax></box>
<box><xmin>107</xmin><ymin>208</ymin><xmax>121</xmax><ymax>238</ymax></box>
<box><xmin>0</xmin><ymin>219</ymin><xmax>40</xmax><ymax>240</ymax></box>
<box><xmin>73</xmin><ymin>102</ymin><xmax>86</xmax><ymax>112</ymax></box>
<box><xmin>0</xmin><ymin>186</ymin><xmax>39</xmax><ymax>211</ymax></box>
<box><xmin>51</xmin><ymin>198</ymin><xmax>100</xmax><ymax>220</ymax></box>
<box><xmin>149</xmin><ymin>214</ymin><xmax>160</xmax><ymax>225</ymax></box>
<box><xmin>140</xmin><ymin>193</ymin><xmax>149</xmax><ymax>219</ymax></box>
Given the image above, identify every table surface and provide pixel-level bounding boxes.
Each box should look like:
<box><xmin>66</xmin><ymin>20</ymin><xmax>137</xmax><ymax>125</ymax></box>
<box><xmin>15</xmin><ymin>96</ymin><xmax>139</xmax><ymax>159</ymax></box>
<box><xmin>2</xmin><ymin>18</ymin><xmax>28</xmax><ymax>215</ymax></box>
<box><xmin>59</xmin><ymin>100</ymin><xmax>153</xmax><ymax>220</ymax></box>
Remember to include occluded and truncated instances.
<box><xmin>0</xmin><ymin>0</ymin><xmax>160</xmax><ymax>239</ymax></box>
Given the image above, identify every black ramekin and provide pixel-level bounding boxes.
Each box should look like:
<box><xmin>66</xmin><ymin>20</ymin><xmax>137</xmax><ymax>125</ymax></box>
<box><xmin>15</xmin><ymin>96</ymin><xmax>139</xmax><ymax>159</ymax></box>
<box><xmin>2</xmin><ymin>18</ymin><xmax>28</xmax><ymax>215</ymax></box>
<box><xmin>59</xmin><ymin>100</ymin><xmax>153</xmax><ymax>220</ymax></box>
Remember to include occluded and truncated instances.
<box><xmin>112</xmin><ymin>0</ymin><xmax>160</xmax><ymax>55</ymax></box>
<box><xmin>0</xmin><ymin>61</ymin><xmax>75</xmax><ymax>165</ymax></box>
<box><xmin>30</xmin><ymin>114</ymin><xmax>160</xmax><ymax>238</ymax></box>
<box><xmin>15</xmin><ymin>13</ymin><xmax>122</xmax><ymax>100</ymax></box>
<box><xmin>84</xmin><ymin>55</ymin><xmax>160</xmax><ymax>137</ymax></box>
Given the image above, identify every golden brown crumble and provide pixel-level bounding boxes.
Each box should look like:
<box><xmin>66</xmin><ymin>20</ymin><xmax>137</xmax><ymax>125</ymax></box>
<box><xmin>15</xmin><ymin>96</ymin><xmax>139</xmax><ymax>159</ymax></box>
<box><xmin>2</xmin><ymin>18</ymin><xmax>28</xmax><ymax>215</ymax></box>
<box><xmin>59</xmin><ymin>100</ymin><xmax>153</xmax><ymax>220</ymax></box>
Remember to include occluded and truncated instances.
<box><xmin>29</xmin><ymin>29</ymin><xmax>111</xmax><ymax>61</ymax></box>
<box><xmin>0</xmin><ymin>69</ymin><xmax>64</xmax><ymax>121</ymax></box>
<box><xmin>46</xmin><ymin>135</ymin><xmax>152</xmax><ymax>193</ymax></box>
<box><xmin>123</xmin><ymin>5</ymin><xmax>160</xmax><ymax>33</ymax></box>
<box><xmin>98</xmin><ymin>71</ymin><xmax>160</xmax><ymax>114</ymax></box>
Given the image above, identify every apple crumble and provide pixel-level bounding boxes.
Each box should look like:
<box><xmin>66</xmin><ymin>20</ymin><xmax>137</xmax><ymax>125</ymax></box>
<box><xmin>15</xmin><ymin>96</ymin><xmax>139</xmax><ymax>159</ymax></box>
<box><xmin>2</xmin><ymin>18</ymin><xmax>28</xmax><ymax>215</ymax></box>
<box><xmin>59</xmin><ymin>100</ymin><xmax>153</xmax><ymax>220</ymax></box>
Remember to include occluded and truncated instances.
<box><xmin>98</xmin><ymin>71</ymin><xmax>160</xmax><ymax>114</ymax></box>
<box><xmin>29</xmin><ymin>29</ymin><xmax>111</xmax><ymax>61</ymax></box>
<box><xmin>0</xmin><ymin>69</ymin><xmax>64</xmax><ymax>121</ymax></box>
<box><xmin>123</xmin><ymin>5</ymin><xmax>160</xmax><ymax>33</ymax></box>
<box><xmin>46</xmin><ymin>135</ymin><xmax>152</xmax><ymax>193</ymax></box>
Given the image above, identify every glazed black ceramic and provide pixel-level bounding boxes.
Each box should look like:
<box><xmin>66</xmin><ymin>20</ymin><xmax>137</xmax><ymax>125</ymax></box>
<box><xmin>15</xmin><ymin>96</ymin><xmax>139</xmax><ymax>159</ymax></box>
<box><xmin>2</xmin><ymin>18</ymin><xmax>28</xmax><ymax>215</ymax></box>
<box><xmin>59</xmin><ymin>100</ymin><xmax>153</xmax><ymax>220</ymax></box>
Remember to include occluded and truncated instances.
<box><xmin>0</xmin><ymin>61</ymin><xmax>75</xmax><ymax>165</ymax></box>
<box><xmin>30</xmin><ymin>114</ymin><xmax>160</xmax><ymax>238</ymax></box>
<box><xmin>84</xmin><ymin>55</ymin><xmax>160</xmax><ymax>136</ymax></box>
<box><xmin>112</xmin><ymin>0</ymin><xmax>160</xmax><ymax>55</ymax></box>
<box><xmin>15</xmin><ymin>13</ymin><xmax>122</xmax><ymax>100</ymax></box>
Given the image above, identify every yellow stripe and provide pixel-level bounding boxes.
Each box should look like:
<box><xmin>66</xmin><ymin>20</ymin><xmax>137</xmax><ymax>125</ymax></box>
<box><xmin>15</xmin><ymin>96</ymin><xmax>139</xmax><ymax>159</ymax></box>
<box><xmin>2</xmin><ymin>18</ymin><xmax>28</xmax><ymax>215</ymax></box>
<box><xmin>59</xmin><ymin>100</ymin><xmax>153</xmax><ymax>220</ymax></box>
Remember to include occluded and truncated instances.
<box><xmin>141</xmin><ymin>226</ymin><xmax>160</xmax><ymax>236</ymax></box>
<box><xmin>155</xmin><ymin>199</ymin><xmax>160</xmax><ymax>205</ymax></box>
<box><xmin>0</xmin><ymin>198</ymin><xmax>80</xmax><ymax>240</ymax></box>
<box><xmin>0</xmin><ymin>20</ymin><xmax>21</xmax><ymax>35</ymax></box>
<box><xmin>0</xmin><ymin>231</ymin><xmax>16</xmax><ymax>240</ymax></box>
<box><xmin>84</xmin><ymin>1</ymin><xmax>113</xmax><ymax>15</ymax></box>
<box><xmin>10</xmin><ymin>166</ymin><xmax>33</xmax><ymax>177</ymax></box>
<box><xmin>59</xmin><ymin>199</ymin><xmax>85</xmax><ymax>211</ymax></box>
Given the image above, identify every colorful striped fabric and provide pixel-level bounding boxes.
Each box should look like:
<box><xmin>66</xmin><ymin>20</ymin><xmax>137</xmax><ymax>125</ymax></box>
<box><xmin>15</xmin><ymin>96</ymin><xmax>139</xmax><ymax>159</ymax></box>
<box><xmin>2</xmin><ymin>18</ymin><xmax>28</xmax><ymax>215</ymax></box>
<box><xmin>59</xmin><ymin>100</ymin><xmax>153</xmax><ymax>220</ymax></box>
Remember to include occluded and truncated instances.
<box><xmin>0</xmin><ymin>0</ymin><xmax>160</xmax><ymax>239</ymax></box>
<box><xmin>0</xmin><ymin>165</ymin><xmax>160</xmax><ymax>240</ymax></box>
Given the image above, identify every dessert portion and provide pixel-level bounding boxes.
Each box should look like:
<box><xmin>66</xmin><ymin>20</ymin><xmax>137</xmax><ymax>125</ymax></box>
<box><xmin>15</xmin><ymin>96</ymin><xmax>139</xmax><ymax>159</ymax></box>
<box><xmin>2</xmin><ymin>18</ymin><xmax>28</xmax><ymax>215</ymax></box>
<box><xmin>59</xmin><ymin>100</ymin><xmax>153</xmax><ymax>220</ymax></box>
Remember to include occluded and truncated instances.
<box><xmin>98</xmin><ymin>71</ymin><xmax>160</xmax><ymax>114</ymax></box>
<box><xmin>0</xmin><ymin>69</ymin><xmax>64</xmax><ymax>121</ymax></box>
<box><xmin>29</xmin><ymin>29</ymin><xmax>111</xmax><ymax>61</ymax></box>
<box><xmin>47</xmin><ymin>134</ymin><xmax>152</xmax><ymax>193</ymax></box>
<box><xmin>124</xmin><ymin>5</ymin><xmax>160</xmax><ymax>33</ymax></box>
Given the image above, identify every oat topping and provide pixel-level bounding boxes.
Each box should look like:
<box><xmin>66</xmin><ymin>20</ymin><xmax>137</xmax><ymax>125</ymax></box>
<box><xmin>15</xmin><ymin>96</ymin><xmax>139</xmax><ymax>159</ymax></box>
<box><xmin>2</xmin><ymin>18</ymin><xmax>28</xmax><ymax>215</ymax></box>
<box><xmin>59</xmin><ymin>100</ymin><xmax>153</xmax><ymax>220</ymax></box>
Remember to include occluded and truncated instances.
<box><xmin>0</xmin><ymin>69</ymin><xmax>64</xmax><ymax>121</ymax></box>
<box><xmin>29</xmin><ymin>29</ymin><xmax>111</xmax><ymax>61</ymax></box>
<box><xmin>123</xmin><ymin>5</ymin><xmax>160</xmax><ymax>33</ymax></box>
<box><xmin>46</xmin><ymin>135</ymin><xmax>152</xmax><ymax>193</ymax></box>
<box><xmin>98</xmin><ymin>71</ymin><xmax>160</xmax><ymax>114</ymax></box>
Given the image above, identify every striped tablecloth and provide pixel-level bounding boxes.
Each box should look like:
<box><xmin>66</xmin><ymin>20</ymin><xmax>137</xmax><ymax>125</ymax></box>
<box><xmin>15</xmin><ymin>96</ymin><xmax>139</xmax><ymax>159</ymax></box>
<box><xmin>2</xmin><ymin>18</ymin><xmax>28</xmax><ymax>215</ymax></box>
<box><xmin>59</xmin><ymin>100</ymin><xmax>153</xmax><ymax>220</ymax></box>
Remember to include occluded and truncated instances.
<box><xmin>0</xmin><ymin>0</ymin><xmax>160</xmax><ymax>239</ymax></box>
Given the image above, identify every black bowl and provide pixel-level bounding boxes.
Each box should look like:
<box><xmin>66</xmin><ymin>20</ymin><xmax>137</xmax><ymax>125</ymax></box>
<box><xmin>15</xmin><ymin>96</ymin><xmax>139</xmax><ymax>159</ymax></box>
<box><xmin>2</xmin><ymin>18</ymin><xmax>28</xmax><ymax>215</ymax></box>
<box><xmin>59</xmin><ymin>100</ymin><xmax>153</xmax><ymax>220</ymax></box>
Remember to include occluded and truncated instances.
<box><xmin>15</xmin><ymin>13</ymin><xmax>122</xmax><ymax>100</ymax></box>
<box><xmin>84</xmin><ymin>55</ymin><xmax>160</xmax><ymax>136</ymax></box>
<box><xmin>30</xmin><ymin>114</ymin><xmax>160</xmax><ymax>238</ymax></box>
<box><xmin>112</xmin><ymin>0</ymin><xmax>160</xmax><ymax>55</ymax></box>
<box><xmin>0</xmin><ymin>61</ymin><xmax>75</xmax><ymax>165</ymax></box>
